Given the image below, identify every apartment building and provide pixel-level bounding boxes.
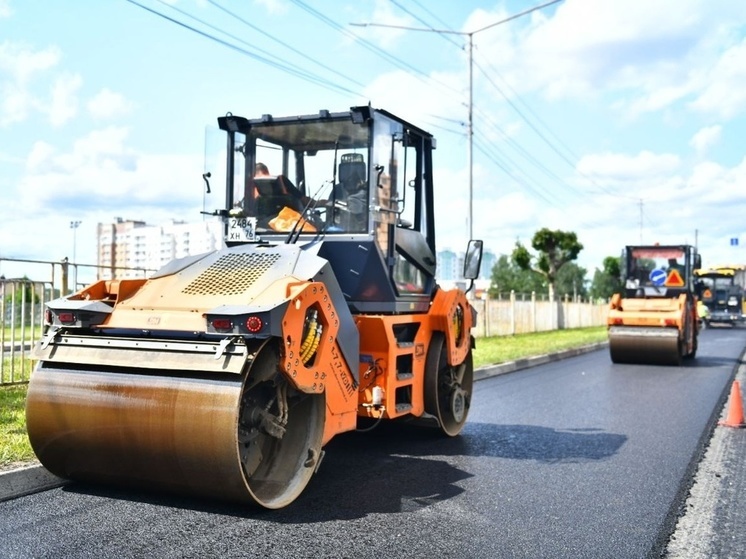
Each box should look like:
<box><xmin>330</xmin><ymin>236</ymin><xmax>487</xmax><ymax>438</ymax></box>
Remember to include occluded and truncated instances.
<box><xmin>97</xmin><ymin>217</ymin><xmax>495</xmax><ymax>282</ymax></box>
<box><xmin>96</xmin><ymin>217</ymin><xmax>223</xmax><ymax>280</ymax></box>
<box><xmin>436</xmin><ymin>247</ymin><xmax>495</xmax><ymax>281</ymax></box>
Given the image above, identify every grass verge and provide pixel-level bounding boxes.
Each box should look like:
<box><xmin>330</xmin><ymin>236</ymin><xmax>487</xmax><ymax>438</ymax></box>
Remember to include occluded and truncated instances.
<box><xmin>472</xmin><ymin>326</ymin><xmax>607</xmax><ymax>368</ymax></box>
<box><xmin>0</xmin><ymin>384</ymin><xmax>35</xmax><ymax>470</ymax></box>
<box><xmin>0</xmin><ymin>326</ymin><xmax>608</xmax><ymax>470</ymax></box>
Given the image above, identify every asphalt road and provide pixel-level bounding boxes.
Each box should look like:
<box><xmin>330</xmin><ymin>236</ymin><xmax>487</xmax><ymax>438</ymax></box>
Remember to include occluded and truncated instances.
<box><xmin>1</xmin><ymin>327</ymin><xmax>744</xmax><ymax>559</ymax></box>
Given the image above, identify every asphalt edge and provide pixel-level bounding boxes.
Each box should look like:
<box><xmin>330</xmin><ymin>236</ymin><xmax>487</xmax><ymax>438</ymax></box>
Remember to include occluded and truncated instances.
<box><xmin>0</xmin><ymin>341</ymin><xmax>610</xmax><ymax>502</ymax></box>
<box><xmin>0</xmin><ymin>462</ymin><xmax>66</xmax><ymax>503</ymax></box>
<box><xmin>474</xmin><ymin>341</ymin><xmax>608</xmax><ymax>381</ymax></box>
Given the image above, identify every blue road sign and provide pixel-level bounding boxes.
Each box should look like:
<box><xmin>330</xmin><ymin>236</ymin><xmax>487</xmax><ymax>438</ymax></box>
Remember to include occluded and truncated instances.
<box><xmin>650</xmin><ymin>269</ymin><xmax>667</xmax><ymax>286</ymax></box>
<box><xmin>731</xmin><ymin>238</ymin><xmax>739</xmax><ymax>246</ymax></box>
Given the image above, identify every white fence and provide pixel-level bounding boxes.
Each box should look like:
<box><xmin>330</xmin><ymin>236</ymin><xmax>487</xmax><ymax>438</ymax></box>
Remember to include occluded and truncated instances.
<box><xmin>471</xmin><ymin>292</ymin><xmax>608</xmax><ymax>338</ymax></box>
<box><xmin>0</xmin><ymin>279</ymin><xmax>48</xmax><ymax>385</ymax></box>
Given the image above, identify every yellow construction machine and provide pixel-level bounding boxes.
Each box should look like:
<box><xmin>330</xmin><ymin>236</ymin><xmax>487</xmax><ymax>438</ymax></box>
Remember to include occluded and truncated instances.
<box><xmin>693</xmin><ymin>265</ymin><xmax>746</xmax><ymax>326</ymax></box>
<box><xmin>25</xmin><ymin>107</ymin><xmax>483</xmax><ymax>509</ymax></box>
<box><xmin>607</xmin><ymin>245</ymin><xmax>700</xmax><ymax>365</ymax></box>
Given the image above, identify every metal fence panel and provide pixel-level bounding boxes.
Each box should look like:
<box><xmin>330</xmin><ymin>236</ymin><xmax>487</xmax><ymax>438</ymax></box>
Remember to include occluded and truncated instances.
<box><xmin>1</xmin><ymin>279</ymin><xmax>48</xmax><ymax>385</ymax></box>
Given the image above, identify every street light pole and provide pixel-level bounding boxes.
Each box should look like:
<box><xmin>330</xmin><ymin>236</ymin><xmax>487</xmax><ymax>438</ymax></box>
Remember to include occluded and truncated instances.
<box><xmin>352</xmin><ymin>0</ymin><xmax>562</xmax><ymax>242</ymax></box>
<box><xmin>70</xmin><ymin>220</ymin><xmax>81</xmax><ymax>263</ymax></box>
<box><xmin>468</xmin><ymin>32</ymin><xmax>473</xmax><ymax>242</ymax></box>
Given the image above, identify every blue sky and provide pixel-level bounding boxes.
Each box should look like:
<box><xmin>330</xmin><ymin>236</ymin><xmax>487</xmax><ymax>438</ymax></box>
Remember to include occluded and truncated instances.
<box><xmin>2</xmin><ymin>0</ymin><xmax>746</xmax><ymax>284</ymax></box>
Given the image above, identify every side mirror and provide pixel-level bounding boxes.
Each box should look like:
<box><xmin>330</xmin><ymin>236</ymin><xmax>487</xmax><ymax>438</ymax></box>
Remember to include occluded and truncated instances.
<box><xmin>694</xmin><ymin>253</ymin><xmax>702</xmax><ymax>271</ymax></box>
<box><xmin>463</xmin><ymin>239</ymin><xmax>483</xmax><ymax>280</ymax></box>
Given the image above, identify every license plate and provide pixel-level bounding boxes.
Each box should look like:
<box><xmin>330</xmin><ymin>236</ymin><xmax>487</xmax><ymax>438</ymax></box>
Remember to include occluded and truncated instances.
<box><xmin>227</xmin><ymin>217</ymin><xmax>257</xmax><ymax>242</ymax></box>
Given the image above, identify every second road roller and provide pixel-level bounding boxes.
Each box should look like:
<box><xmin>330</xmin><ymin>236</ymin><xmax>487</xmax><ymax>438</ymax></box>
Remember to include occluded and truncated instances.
<box><xmin>26</xmin><ymin>106</ymin><xmax>484</xmax><ymax>509</ymax></box>
<box><xmin>607</xmin><ymin>244</ymin><xmax>701</xmax><ymax>366</ymax></box>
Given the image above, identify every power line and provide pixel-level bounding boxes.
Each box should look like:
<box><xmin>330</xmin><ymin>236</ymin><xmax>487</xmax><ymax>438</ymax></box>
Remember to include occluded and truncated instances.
<box><xmin>387</xmin><ymin>1</ymin><xmax>634</xmax><ymax>204</ymax></box>
<box><xmin>204</xmin><ymin>0</ymin><xmax>367</xmax><ymax>89</ymax></box>
<box><xmin>388</xmin><ymin>0</ymin><xmax>463</xmax><ymax>49</ymax></box>
<box><xmin>125</xmin><ymin>0</ymin><xmax>362</xmax><ymax>97</ymax></box>
<box><xmin>291</xmin><ymin>0</ymin><xmax>465</xmax><ymax>99</ymax></box>
<box><xmin>471</xmin><ymin>48</ymin><xmax>638</xmax><ymax>200</ymax></box>
<box><xmin>472</xmin><ymin>130</ymin><xmax>564</xmax><ymax>206</ymax></box>
<box><xmin>406</xmin><ymin>0</ymin><xmax>457</xmax><ymax>35</ymax></box>
<box><xmin>469</xmin><ymin>98</ymin><xmax>589</xmax><ymax>201</ymax></box>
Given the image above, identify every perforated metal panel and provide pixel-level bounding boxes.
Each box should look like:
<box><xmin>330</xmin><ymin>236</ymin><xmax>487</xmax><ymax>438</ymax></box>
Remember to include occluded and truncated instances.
<box><xmin>182</xmin><ymin>253</ymin><xmax>282</xmax><ymax>296</ymax></box>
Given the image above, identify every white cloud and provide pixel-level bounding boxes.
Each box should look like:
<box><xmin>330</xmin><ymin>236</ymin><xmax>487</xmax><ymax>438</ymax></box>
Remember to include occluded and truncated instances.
<box><xmin>348</xmin><ymin>0</ymin><xmax>417</xmax><ymax>49</ymax></box>
<box><xmin>87</xmin><ymin>88</ymin><xmax>135</xmax><ymax>120</ymax></box>
<box><xmin>0</xmin><ymin>42</ymin><xmax>62</xmax><ymax>125</ymax></box>
<box><xmin>0</xmin><ymin>120</ymin><xmax>207</xmax><ymax>265</ymax></box>
<box><xmin>363</xmin><ymin>69</ymin><xmax>465</xmax><ymax>134</ymax></box>
<box><xmin>17</xmin><ymin>126</ymin><xmax>202</xmax><ymax>214</ymax></box>
<box><xmin>254</xmin><ymin>0</ymin><xmax>288</xmax><ymax>16</ymax></box>
<box><xmin>474</xmin><ymin>0</ymin><xmax>746</xmax><ymax>121</ymax></box>
<box><xmin>688</xmin><ymin>38</ymin><xmax>746</xmax><ymax>118</ymax></box>
<box><xmin>0</xmin><ymin>0</ymin><xmax>12</xmax><ymax>18</ymax></box>
<box><xmin>577</xmin><ymin>150</ymin><xmax>681</xmax><ymax>180</ymax></box>
<box><xmin>689</xmin><ymin>125</ymin><xmax>722</xmax><ymax>154</ymax></box>
<box><xmin>0</xmin><ymin>41</ymin><xmax>61</xmax><ymax>85</ymax></box>
<box><xmin>26</xmin><ymin>141</ymin><xmax>57</xmax><ymax>172</ymax></box>
<box><xmin>47</xmin><ymin>73</ymin><xmax>81</xmax><ymax>126</ymax></box>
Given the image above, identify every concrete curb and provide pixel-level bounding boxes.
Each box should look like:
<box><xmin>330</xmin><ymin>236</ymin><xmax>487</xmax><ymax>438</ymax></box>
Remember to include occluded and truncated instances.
<box><xmin>0</xmin><ymin>341</ymin><xmax>609</xmax><ymax>502</ymax></box>
<box><xmin>474</xmin><ymin>341</ymin><xmax>608</xmax><ymax>381</ymax></box>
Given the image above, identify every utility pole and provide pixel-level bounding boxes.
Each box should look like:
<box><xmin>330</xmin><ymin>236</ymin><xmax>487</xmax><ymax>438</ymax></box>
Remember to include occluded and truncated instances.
<box><xmin>639</xmin><ymin>199</ymin><xmax>643</xmax><ymax>244</ymax></box>
<box><xmin>70</xmin><ymin>220</ymin><xmax>82</xmax><ymax>263</ymax></box>
<box><xmin>351</xmin><ymin>0</ymin><xmax>563</xmax><ymax>242</ymax></box>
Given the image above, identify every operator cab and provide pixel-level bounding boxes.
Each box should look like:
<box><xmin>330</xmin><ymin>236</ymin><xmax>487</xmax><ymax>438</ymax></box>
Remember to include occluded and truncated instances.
<box><xmin>621</xmin><ymin>245</ymin><xmax>701</xmax><ymax>298</ymax></box>
<box><xmin>203</xmin><ymin>107</ymin><xmax>480</xmax><ymax>313</ymax></box>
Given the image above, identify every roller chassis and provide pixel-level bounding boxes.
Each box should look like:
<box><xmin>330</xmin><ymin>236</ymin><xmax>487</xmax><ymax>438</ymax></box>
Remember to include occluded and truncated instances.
<box><xmin>695</xmin><ymin>267</ymin><xmax>746</xmax><ymax>328</ymax></box>
<box><xmin>26</xmin><ymin>107</ymin><xmax>483</xmax><ymax>508</ymax></box>
<box><xmin>607</xmin><ymin>245</ymin><xmax>700</xmax><ymax>366</ymax></box>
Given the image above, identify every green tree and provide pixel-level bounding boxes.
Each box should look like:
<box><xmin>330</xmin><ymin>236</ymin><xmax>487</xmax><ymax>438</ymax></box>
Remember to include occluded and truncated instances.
<box><xmin>555</xmin><ymin>262</ymin><xmax>589</xmax><ymax>299</ymax></box>
<box><xmin>512</xmin><ymin>228</ymin><xmax>584</xmax><ymax>301</ymax></box>
<box><xmin>488</xmin><ymin>254</ymin><xmax>546</xmax><ymax>298</ymax></box>
<box><xmin>589</xmin><ymin>256</ymin><xmax>623</xmax><ymax>301</ymax></box>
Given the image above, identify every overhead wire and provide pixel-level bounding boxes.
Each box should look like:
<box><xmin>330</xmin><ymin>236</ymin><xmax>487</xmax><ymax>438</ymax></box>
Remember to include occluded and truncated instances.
<box><xmin>389</xmin><ymin>0</ymin><xmax>637</xmax><ymax>208</ymax></box>
<box><xmin>125</xmin><ymin>0</ymin><xmax>363</xmax><ymax>98</ymax></box>
<box><xmin>471</xmin><ymin>129</ymin><xmax>565</xmax><ymax>205</ymax></box>
<box><xmin>407</xmin><ymin>0</ymin><xmax>457</xmax><ymax>34</ymax></box>
<box><xmin>288</xmin><ymin>0</ymin><xmax>466</xmax><ymax>100</ymax></box>
<box><xmin>388</xmin><ymin>0</ymin><xmax>463</xmax><ymax>49</ymax></box>
<box><xmin>383</xmin><ymin>1</ymin><xmax>588</xmax><ymax>201</ymax></box>
<box><xmin>204</xmin><ymin>0</ymin><xmax>367</xmax><ymax>90</ymax></box>
<box><xmin>471</xmin><ymin>48</ymin><xmax>638</xmax><ymax>200</ymax></box>
<box><xmin>469</xmin><ymin>93</ymin><xmax>587</xmax><ymax>199</ymax></box>
<box><xmin>125</xmin><ymin>0</ymin><xmax>630</xmax><ymax>235</ymax></box>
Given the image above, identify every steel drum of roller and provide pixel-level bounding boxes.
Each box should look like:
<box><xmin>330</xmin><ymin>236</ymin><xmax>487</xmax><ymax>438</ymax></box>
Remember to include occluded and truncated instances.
<box><xmin>608</xmin><ymin>326</ymin><xmax>682</xmax><ymax>366</ymax></box>
<box><xmin>26</xmin><ymin>339</ymin><xmax>325</xmax><ymax>509</ymax></box>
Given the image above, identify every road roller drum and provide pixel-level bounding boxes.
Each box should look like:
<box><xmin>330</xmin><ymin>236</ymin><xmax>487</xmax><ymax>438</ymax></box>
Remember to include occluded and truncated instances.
<box><xmin>27</xmin><ymin>340</ymin><xmax>326</xmax><ymax>508</ymax></box>
<box><xmin>608</xmin><ymin>326</ymin><xmax>682</xmax><ymax>366</ymax></box>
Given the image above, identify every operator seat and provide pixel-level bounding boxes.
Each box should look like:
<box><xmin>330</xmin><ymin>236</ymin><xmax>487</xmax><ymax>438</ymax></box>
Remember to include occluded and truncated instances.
<box><xmin>337</xmin><ymin>153</ymin><xmax>367</xmax><ymax>196</ymax></box>
<box><xmin>330</xmin><ymin>154</ymin><xmax>368</xmax><ymax>233</ymax></box>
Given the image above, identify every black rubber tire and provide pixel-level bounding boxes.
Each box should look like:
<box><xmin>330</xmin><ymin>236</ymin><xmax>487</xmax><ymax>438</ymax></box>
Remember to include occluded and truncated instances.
<box><xmin>424</xmin><ymin>332</ymin><xmax>473</xmax><ymax>437</ymax></box>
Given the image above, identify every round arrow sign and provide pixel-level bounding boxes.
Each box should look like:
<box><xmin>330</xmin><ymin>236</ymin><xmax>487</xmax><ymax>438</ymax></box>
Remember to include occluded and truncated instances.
<box><xmin>649</xmin><ymin>269</ymin><xmax>667</xmax><ymax>286</ymax></box>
